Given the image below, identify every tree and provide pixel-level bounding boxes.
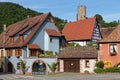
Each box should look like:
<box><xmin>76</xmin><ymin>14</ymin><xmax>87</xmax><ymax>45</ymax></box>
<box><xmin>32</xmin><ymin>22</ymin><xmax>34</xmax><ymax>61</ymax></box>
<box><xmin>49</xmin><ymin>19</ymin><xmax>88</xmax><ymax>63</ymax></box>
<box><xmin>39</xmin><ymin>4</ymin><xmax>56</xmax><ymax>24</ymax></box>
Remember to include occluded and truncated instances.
<box><xmin>0</xmin><ymin>2</ymin><xmax>65</xmax><ymax>32</ymax></box>
<box><xmin>19</xmin><ymin>60</ymin><xmax>26</xmax><ymax>75</ymax></box>
<box><xmin>95</xmin><ymin>14</ymin><xmax>103</xmax><ymax>23</ymax></box>
<box><xmin>95</xmin><ymin>14</ymin><xmax>118</xmax><ymax>27</ymax></box>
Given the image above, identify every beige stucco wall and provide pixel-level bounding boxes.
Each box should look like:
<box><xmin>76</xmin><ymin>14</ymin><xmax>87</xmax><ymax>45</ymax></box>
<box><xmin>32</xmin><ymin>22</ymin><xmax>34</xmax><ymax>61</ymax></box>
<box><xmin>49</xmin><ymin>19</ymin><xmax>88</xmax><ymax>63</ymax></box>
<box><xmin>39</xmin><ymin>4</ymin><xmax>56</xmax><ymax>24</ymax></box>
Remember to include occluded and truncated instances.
<box><xmin>59</xmin><ymin>59</ymin><xmax>64</xmax><ymax>72</ymax></box>
<box><xmin>80</xmin><ymin>59</ymin><xmax>96</xmax><ymax>73</ymax></box>
<box><xmin>59</xmin><ymin>59</ymin><xmax>96</xmax><ymax>73</ymax></box>
<box><xmin>0</xmin><ymin>49</ymin><xmax>4</xmax><ymax>57</ymax></box>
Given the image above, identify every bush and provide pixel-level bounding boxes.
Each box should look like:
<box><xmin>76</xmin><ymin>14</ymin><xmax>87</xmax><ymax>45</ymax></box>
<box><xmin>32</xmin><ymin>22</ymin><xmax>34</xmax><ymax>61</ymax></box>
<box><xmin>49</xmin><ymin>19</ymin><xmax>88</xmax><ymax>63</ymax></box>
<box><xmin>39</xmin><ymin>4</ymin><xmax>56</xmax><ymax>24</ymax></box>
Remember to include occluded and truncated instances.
<box><xmin>95</xmin><ymin>61</ymin><xmax>104</xmax><ymax>68</ymax></box>
<box><xmin>94</xmin><ymin>68</ymin><xmax>105</xmax><ymax>73</ymax></box>
<box><xmin>47</xmin><ymin>62</ymin><xmax>58</xmax><ymax>72</ymax></box>
<box><xmin>94</xmin><ymin>67</ymin><xmax>120</xmax><ymax>73</ymax></box>
<box><xmin>105</xmin><ymin>67</ymin><xmax>120</xmax><ymax>73</ymax></box>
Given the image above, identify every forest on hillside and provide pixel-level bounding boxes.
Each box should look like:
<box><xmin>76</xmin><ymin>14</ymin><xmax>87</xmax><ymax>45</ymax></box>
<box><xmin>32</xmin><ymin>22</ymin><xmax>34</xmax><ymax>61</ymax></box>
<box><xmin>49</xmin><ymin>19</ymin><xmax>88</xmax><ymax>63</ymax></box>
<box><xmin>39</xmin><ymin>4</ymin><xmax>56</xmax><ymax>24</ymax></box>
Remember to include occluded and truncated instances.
<box><xmin>0</xmin><ymin>2</ymin><xmax>66</xmax><ymax>32</ymax></box>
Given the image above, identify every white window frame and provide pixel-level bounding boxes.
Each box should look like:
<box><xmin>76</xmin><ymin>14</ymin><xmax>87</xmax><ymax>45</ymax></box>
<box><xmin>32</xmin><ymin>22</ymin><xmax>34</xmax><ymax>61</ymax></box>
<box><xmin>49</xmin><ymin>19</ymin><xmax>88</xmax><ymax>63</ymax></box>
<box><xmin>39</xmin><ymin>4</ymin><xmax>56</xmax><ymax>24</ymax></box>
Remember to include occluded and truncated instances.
<box><xmin>109</xmin><ymin>44</ymin><xmax>117</xmax><ymax>56</ymax></box>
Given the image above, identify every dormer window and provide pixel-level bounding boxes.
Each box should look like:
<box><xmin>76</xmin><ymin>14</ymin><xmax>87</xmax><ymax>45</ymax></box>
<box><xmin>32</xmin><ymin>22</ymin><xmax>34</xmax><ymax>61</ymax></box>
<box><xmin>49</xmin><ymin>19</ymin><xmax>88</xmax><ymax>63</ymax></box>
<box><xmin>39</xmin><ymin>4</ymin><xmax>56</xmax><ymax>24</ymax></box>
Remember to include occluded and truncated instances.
<box><xmin>109</xmin><ymin>44</ymin><xmax>117</xmax><ymax>56</ymax></box>
<box><xmin>19</xmin><ymin>35</ymin><xmax>24</xmax><ymax>42</ymax></box>
<box><xmin>10</xmin><ymin>37</ymin><xmax>14</xmax><ymax>43</ymax></box>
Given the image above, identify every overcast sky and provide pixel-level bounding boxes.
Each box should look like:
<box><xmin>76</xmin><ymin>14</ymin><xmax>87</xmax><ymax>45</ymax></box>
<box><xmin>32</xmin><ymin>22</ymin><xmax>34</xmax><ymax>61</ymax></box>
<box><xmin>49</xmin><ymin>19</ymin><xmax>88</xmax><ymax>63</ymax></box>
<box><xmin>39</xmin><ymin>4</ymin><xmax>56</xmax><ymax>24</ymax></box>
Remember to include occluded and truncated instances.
<box><xmin>0</xmin><ymin>0</ymin><xmax>120</xmax><ymax>22</ymax></box>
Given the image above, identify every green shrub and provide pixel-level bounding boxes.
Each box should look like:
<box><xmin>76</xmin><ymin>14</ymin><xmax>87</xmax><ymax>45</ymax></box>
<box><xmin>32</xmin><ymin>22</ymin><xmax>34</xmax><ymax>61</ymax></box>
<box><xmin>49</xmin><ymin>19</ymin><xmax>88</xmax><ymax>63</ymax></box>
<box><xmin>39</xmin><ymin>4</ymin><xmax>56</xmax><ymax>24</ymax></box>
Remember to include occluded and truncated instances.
<box><xmin>47</xmin><ymin>62</ymin><xmax>58</xmax><ymax>72</ymax></box>
<box><xmin>38</xmin><ymin>51</ymin><xmax>56</xmax><ymax>57</ymax></box>
<box><xmin>95</xmin><ymin>61</ymin><xmax>104</xmax><ymax>69</ymax></box>
<box><xmin>19</xmin><ymin>60</ymin><xmax>26</xmax><ymax>73</ymax></box>
<box><xmin>105</xmin><ymin>67</ymin><xmax>120</xmax><ymax>73</ymax></box>
<box><xmin>94</xmin><ymin>67</ymin><xmax>120</xmax><ymax>73</ymax></box>
<box><xmin>94</xmin><ymin>68</ymin><xmax>105</xmax><ymax>73</ymax></box>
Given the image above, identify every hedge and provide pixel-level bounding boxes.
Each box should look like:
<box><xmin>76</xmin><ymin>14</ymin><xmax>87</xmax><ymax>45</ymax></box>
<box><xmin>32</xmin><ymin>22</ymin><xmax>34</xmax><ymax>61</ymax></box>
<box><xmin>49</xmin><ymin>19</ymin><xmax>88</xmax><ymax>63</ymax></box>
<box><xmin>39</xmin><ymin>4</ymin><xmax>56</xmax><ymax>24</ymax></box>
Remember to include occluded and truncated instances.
<box><xmin>94</xmin><ymin>67</ymin><xmax>120</xmax><ymax>73</ymax></box>
<box><xmin>94</xmin><ymin>68</ymin><xmax>105</xmax><ymax>73</ymax></box>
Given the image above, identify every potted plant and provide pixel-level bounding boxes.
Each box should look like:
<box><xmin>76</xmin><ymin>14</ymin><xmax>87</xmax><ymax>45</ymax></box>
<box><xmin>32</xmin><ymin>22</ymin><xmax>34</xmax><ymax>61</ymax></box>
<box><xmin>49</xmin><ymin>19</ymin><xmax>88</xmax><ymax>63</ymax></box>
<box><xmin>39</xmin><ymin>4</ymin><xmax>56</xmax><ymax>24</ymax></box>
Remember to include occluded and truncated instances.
<box><xmin>19</xmin><ymin>60</ymin><xmax>26</xmax><ymax>75</ymax></box>
<box><xmin>47</xmin><ymin>62</ymin><xmax>58</xmax><ymax>74</ymax></box>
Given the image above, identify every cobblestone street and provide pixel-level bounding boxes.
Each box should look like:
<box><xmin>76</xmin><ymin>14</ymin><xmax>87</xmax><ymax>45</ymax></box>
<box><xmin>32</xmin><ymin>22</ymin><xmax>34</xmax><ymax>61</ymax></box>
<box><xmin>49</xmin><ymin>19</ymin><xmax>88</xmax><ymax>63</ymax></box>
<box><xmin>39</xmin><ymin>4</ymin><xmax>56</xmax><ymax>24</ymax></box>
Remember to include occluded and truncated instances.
<box><xmin>0</xmin><ymin>73</ymin><xmax>120</xmax><ymax>80</ymax></box>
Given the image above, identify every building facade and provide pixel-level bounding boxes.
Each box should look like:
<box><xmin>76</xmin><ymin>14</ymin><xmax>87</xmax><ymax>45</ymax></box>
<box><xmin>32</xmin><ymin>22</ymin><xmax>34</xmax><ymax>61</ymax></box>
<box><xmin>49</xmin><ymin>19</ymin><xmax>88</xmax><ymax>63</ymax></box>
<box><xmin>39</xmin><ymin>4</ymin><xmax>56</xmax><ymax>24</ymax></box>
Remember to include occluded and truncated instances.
<box><xmin>58</xmin><ymin>46</ymin><xmax>97</xmax><ymax>73</ymax></box>
<box><xmin>0</xmin><ymin>13</ymin><xmax>62</xmax><ymax>74</ymax></box>
<box><xmin>62</xmin><ymin>17</ymin><xmax>102</xmax><ymax>46</ymax></box>
<box><xmin>99</xmin><ymin>25</ymin><xmax>120</xmax><ymax>68</ymax></box>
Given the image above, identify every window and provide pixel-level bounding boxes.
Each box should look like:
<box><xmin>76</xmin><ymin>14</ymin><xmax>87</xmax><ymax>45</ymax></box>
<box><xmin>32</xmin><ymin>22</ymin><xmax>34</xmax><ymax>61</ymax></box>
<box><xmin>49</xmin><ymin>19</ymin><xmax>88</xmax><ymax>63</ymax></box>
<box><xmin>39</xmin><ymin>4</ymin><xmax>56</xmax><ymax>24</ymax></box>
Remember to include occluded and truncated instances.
<box><xmin>15</xmin><ymin>49</ymin><xmax>22</xmax><ymax>57</ymax></box>
<box><xmin>29</xmin><ymin>50</ymin><xmax>38</xmax><ymax>57</ymax></box>
<box><xmin>109</xmin><ymin>44</ymin><xmax>117</xmax><ymax>56</ymax></box>
<box><xmin>50</xmin><ymin>37</ymin><xmax>53</xmax><ymax>43</ymax></box>
<box><xmin>19</xmin><ymin>35</ymin><xmax>24</xmax><ymax>42</ymax></box>
<box><xmin>85</xmin><ymin>60</ymin><xmax>90</xmax><ymax>68</ymax></box>
<box><xmin>10</xmin><ymin>37</ymin><xmax>14</xmax><ymax>43</ymax></box>
<box><xmin>6</xmin><ymin>49</ymin><xmax>12</xmax><ymax>57</ymax></box>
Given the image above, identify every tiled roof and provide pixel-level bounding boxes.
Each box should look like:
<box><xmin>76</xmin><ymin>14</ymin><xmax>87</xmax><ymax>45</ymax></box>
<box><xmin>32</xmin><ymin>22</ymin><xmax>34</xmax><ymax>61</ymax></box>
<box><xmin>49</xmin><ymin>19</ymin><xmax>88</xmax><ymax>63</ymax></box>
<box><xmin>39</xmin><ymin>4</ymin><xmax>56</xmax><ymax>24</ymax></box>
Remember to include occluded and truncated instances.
<box><xmin>27</xmin><ymin>44</ymin><xmax>40</xmax><ymax>49</ymax></box>
<box><xmin>58</xmin><ymin>46</ymin><xmax>97</xmax><ymax>59</ymax></box>
<box><xmin>100</xmin><ymin>25</ymin><xmax>120</xmax><ymax>43</ymax></box>
<box><xmin>62</xmin><ymin>17</ymin><xmax>96</xmax><ymax>41</ymax></box>
<box><xmin>0</xmin><ymin>13</ymin><xmax>57</xmax><ymax>48</ymax></box>
<box><xmin>100</xmin><ymin>27</ymin><xmax>115</xmax><ymax>39</ymax></box>
<box><xmin>45</xmin><ymin>29</ymin><xmax>61</xmax><ymax>37</ymax></box>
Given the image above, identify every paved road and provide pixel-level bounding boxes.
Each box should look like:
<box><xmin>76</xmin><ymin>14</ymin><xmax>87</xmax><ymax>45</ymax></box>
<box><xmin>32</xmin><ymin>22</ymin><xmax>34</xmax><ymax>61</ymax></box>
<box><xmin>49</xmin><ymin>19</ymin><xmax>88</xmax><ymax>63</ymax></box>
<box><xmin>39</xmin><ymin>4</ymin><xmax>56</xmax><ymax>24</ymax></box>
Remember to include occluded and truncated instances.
<box><xmin>0</xmin><ymin>73</ymin><xmax>120</xmax><ymax>80</ymax></box>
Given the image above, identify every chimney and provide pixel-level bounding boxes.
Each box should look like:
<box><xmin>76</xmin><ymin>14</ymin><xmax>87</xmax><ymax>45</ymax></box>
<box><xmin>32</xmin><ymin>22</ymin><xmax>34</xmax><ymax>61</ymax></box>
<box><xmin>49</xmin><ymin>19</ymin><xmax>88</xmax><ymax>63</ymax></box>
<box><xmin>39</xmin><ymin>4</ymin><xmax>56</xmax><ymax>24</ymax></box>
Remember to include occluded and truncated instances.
<box><xmin>3</xmin><ymin>24</ymin><xmax>7</xmax><ymax>31</ymax></box>
<box><xmin>77</xmin><ymin>5</ymin><xmax>86</xmax><ymax>21</ymax></box>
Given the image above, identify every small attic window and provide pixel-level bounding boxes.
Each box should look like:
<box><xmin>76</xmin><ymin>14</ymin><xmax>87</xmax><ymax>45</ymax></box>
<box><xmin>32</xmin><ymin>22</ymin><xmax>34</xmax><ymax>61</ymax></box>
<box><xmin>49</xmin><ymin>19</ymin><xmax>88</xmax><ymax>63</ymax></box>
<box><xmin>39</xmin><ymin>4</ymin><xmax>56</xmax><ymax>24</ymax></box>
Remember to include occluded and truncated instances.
<box><xmin>10</xmin><ymin>37</ymin><xmax>14</xmax><ymax>43</ymax></box>
<box><xmin>50</xmin><ymin>37</ymin><xmax>53</xmax><ymax>43</ymax></box>
<box><xmin>47</xmin><ymin>17</ymin><xmax>50</xmax><ymax>22</ymax></box>
<box><xmin>19</xmin><ymin>35</ymin><xmax>24</xmax><ymax>42</ymax></box>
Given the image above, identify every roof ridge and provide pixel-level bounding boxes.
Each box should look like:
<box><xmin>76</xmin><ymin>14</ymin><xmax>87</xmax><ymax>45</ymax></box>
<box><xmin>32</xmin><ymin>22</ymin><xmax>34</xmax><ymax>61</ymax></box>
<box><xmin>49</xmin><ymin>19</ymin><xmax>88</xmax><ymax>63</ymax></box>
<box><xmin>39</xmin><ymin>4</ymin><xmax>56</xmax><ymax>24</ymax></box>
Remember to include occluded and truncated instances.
<box><xmin>22</xmin><ymin>13</ymin><xmax>50</xmax><ymax>46</ymax></box>
<box><xmin>67</xmin><ymin>17</ymin><xmax>96</xmax><ymax>23</ymax></box>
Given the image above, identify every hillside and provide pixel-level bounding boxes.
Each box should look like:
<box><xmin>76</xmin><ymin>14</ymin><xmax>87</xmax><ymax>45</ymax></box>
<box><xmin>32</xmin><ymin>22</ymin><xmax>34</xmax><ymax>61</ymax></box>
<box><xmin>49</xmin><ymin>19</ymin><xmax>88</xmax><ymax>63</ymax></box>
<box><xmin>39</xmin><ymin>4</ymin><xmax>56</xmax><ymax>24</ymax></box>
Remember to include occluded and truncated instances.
<box><xmin>0</xmin><ymin>2</ymin><xmax>66</xmax><ymax>32</ymax></box>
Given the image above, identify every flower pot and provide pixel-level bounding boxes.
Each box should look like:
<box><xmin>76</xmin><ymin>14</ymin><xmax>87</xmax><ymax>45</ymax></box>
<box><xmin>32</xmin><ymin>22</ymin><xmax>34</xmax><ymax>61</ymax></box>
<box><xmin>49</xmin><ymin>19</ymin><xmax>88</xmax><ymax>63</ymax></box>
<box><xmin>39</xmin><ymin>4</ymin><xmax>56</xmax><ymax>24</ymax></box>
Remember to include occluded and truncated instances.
<box><xmin>22</xmin><ymin>72</ymin><xmax>25</xmax><ymax>75</ymax></box>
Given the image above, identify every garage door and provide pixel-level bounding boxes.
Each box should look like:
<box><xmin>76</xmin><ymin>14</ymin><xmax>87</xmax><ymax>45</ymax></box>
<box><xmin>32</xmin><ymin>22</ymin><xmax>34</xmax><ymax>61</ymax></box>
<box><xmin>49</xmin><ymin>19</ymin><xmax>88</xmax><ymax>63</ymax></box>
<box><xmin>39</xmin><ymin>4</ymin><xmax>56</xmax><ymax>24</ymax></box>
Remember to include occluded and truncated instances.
<box><xmin>64</xmin><ymin>60</ymin><xmax>80</xmax><ymax>72</ymax></box>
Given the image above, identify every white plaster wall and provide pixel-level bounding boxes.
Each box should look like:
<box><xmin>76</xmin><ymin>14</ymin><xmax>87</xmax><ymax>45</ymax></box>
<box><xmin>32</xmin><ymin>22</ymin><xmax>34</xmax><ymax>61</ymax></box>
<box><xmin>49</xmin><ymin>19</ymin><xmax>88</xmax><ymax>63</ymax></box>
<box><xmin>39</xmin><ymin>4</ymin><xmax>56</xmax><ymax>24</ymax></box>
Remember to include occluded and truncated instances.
<box><xmin>68</xmin><ymin>41</ymin><xmax>87</xmax><ymax>46</ymax></box>
<box><xmin>80</xmin><ymin>59</ymin><xmax>96</xmax><ymax>73</ymax></box>
<box><xmin>44</xmin><ymin>31</ymin><xmax>49</xmax><ymax>50</ymax></box>
<box><xmin>59</xmin><ymin>59</ymin><xmax>64</xmax><ymax>72</ymax></box>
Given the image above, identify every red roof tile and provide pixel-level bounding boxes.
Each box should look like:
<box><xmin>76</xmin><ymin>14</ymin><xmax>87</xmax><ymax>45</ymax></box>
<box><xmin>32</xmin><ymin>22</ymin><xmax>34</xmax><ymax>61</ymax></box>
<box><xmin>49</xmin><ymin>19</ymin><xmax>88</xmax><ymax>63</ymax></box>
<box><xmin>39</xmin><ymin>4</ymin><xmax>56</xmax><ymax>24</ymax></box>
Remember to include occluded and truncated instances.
<box><xmin>62</xmin><ymin>17</ymin><xmax>96</xmax><ymax>41</ymax></box>
<box><xmin>0</xmin><ymin>13</ymin><xmax>57</xmax><ymax>48</ymax></box>
<box><xmin>58</xmin><ymin>46</ymin><xmax>97</xmax><ymax>59</ymax></box>
<box><xmin>100</xmin><ymin>25</ymin><xmax>120</xmax><ymax>43</ymax></box>
<box><xmin>27</xmin><ymin>44</ymin><xmax>40</xmax><ymax>49</ymax></box>
<box><xmin>45</xmin><ymin>29</ymin><xmax>61</xmax><ymax>37</ymax></box>
<box><xmin>100</xmin><ymin>27</ymin><xmax>115</xmax><ymax>39</ymax></box>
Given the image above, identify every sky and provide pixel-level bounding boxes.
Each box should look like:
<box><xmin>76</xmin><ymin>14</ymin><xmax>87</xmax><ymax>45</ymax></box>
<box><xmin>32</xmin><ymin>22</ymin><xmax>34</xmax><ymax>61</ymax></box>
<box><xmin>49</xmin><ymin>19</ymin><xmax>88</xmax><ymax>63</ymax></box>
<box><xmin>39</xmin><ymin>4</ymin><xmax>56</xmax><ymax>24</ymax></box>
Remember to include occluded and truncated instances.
<box><xmin>0</xmin><ymin>0</ymin><xmax>120</xmax><ymax>22</ymax></box>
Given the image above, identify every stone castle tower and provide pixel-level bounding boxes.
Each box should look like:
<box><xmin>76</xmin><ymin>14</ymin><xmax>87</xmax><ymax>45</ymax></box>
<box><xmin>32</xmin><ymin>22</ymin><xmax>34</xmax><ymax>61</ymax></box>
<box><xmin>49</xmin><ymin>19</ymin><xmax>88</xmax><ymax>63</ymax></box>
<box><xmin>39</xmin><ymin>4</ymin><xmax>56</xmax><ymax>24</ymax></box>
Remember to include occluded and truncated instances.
<box><xmin>77</xmin><ymin>5</ymin><xmax>86</xmax><ymax>21</ymax></box>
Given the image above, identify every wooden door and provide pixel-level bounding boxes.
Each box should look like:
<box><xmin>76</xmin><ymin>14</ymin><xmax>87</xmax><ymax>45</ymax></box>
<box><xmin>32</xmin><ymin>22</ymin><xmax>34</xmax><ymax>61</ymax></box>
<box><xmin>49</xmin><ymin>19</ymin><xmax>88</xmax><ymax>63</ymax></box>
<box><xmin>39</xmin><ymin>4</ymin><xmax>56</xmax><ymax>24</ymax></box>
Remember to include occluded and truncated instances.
<box><xmin>7</xmin><ymin>62</ymin><xmax>13</xmax><ymax>72</ymax></box>
<box><xmin>64</xmin><ymin>60</ymin><xmax>80</xmax><ymax>72</ymax></box>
